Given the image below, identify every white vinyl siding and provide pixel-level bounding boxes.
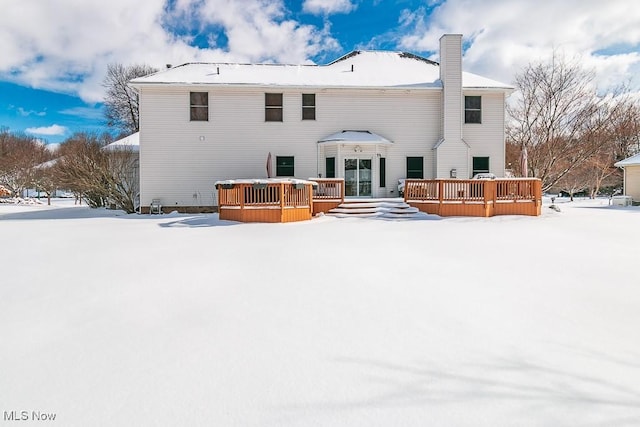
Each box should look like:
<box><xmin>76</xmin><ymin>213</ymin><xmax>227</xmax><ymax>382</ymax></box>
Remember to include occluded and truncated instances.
<box><xmin>625</xmin><ymin>165</ymin><xmax>640</xmax><ymax>201</ymax></box>
<box><xmin>463</xmin><ymin>92</ymin><xmax>506</xmax><ymax>177</ymax></box>
<box><xmin>138</xmin><ymin>85</ymin><xmax>500</xmax><ymax>205</ymax></box>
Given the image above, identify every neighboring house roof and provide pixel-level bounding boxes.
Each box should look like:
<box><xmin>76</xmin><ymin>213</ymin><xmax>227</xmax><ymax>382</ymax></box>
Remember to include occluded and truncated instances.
<box><xmin>34</xmin><ymin>158</ymin><xmax>60</xmax><ymax>169</ymax></box>
<box><xmin>130</xmin><ymin>51</ymin><xmax>513</xmax><ymax>91</ymax></box>
<box><xmin>615</xmin><ymin>153</ymin><xmax>640</xmax><ymax>167</ymax></box>
<box><xmin>33</xmin><ymin>134</ymin><xmax>140</xmax><ymax>170</ymax></box>
<box><xmin>103</xmin><ymin>132</ymin><xmax>139</xmax><ymax>152</ymax></box>
<box><xmin>318</xmin><ymin>130</ymin><xmax>393</xmax><ymax>145</ymax></box>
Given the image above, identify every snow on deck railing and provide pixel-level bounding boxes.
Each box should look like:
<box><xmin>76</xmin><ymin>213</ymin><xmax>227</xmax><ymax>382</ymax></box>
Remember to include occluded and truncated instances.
<box><xmin>404</xmin><ymin>179</ymin><xmax>542</xmax><ymax>202</ymax></box>
<box><xmin>403</xmin><ymin>178</ymin><xmax>543</xmax><ymax>217</ymax></box>
<box><xmin>215</xmin><ymin>179</ymin><xmax>315</xmax><ymax>208</ymax></box>
<box><xmin>309</xmin><ymin>178</ymin><xmax>345</xmax><ymax>201</ymax></box>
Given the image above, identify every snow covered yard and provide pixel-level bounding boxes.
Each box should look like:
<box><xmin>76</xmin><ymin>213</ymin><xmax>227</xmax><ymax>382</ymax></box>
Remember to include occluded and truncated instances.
<box><xmin>1</xmin><ymin>198</ymin><xmax>640</xmax><ymax>426</ymax></box>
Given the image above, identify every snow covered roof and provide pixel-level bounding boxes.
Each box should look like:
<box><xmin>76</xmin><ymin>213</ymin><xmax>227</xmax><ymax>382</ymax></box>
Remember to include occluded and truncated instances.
<box><xmin>615</xmin><ymin>153</ymin><xmax>640</xmax><ymax>167</ymax></box>
<box><xmin>318</xmin><ymin>130</ymin><xmax>393</xmax><ymax>144</ymax></box>
<box><xmin>130</xmin><ymin>51</ymin><xmax>513</xmax><ymax>91</ymax></box>
<box><xmin>103</xmin><ymin>132</ymin><xmax>139</xmax><ymax>152</ymax></box>
<box><xmin>34</xmin><ymin>158</ymin><xmax>60</xmax><ymax>169</ymax></box>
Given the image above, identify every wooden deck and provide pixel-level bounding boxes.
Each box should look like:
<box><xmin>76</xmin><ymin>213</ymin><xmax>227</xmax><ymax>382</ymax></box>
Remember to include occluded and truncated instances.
<box><xmin>216</xmin><ymin>178</ymin><xmax>541</xmax><ymax>222</ymax></box>
<box><xmin>216</xmin><ymin>181</ymin><xmax>314</xmax><ymax>223</ymax></box>
<box><xmin>404</xmin><ymin>178</ymin><xmax>542</xmax><ymax>217</ymax></box>
<box><xmin>310</xmin><ymin>178</ymin><xmax>345</xmax><ymax>215</ymax></box>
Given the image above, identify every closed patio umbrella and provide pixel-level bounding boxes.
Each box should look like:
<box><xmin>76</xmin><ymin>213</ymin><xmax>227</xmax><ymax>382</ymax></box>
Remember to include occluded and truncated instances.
<box><xmin>266</xmin><ymin>152</ymin><xmax>273</xmax><ymax>178</ymax></box>
<box><xmin>520</xmin><ymin>145</ymin><xmax>528</xmax><ymax>178</ymax></box>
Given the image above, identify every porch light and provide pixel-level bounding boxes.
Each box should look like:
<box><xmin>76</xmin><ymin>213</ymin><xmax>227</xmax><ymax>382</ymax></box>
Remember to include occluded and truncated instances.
<box><xmin>450</xmin><ymin>168</ymin><xmax>457</xmax><ymax>178</ymax></box>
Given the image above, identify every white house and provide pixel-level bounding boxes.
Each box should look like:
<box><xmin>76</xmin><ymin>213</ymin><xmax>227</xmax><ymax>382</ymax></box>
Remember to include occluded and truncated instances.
<box><xmin>615</xmin><ymin>153</ymin><xmax>640</xmax><ymax>202</ymax></box>
<box><xmin>130</xmin><ymin>34</ymin><xmax>514</xmax><ymax>211</ymax></box>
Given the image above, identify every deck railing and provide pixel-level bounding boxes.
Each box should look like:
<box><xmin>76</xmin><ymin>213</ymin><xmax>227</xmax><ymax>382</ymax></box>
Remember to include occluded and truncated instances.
<box><xmin>310</xmin><ymin>178</ymin><xmax>345</xmax><ymax>215</ymax></box>
<box><xmin>283</xmin><ymin>184</ymin><xmax>313</xmax><ymax>207</ymax></box>
<box><xmin>495</xmin><ymin>179</ymin><xmax>537</xmax><ymax>200</ymax></box>
<box><xmin>310</xmin><ymin>178</ymin><xmax>345</xmax><ymax>200</ymax></box>
<box><xmin>404</xmin><ymin>178</ymin><xmax>542</xmax><ymax>217</ymax></box>
<box><xmin>216</xmin><ymin>181</ymin><xmax>314</xmax><ymax>222</ymax></box>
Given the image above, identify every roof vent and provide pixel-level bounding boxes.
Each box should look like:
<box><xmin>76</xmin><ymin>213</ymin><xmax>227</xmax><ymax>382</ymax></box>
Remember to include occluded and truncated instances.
<box><xmin>351</xmin><ymin>64</ymin><xmax>354</xmax><ymax>72</ymax></box>
<box><xmin>166</xmin><ymin>64</ymin><xmax>172</xmax><ymax>69</ymax></box>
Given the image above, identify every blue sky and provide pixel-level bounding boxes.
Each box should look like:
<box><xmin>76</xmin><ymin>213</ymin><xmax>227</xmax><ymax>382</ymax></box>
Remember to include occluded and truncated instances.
<box><xmin>1</xmin><ymin>0</ymin><xmax>639</xmax><ymax>144</ymax></box>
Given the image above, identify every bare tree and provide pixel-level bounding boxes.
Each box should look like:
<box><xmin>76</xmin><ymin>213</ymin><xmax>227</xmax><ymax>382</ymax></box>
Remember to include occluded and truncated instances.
<box><xmin>507</xmin><ymin>53</ymin><xmax>630</xmax><ymax>191</ymax></box>
<box><xmin>609</xmin><ymin>100</ymin><xmax>640</xmax><ymax>159</ymax></box>
<box><xmin>101</xmin><ymin>145</ymin><xmax>139</xmax><ymax>213</ymax></box>
<box><xmin>583</xmin><ymin>102</ymin><xmax>639</xmax><ymax>197</ymax></box>
<box><xmin>584</xmin><ymin>151</ymin><xmax>621</xmax><ymax>198</ymax></box>
<box><xmin>557</xmin><ymin>160</ymin><xmax>590</xmax><ymax>201</ymax></box>
<box><xmin>102</xmin><ymin>63</ymin><xmax>157</xmax><ymax>134</ymax></box>
<box><xmin>55</xmin><ymin>132</ymin><xmax>139</xmax><ymax>212</ymax></box>
<box><xmin>505</xmin><ymin>139</ymin><xmax>522</xmax><ymax>176</ymax></box>
<box><xmin>0</xmin><ymin>128</ymin><xmax>50</xmax><ymax>197</ymax></box>
<box><xmin>31</xmin><ymin>159</ymin><xmax>59</xmax><ymax>205</ymax></box>
<box><xmin>55</xmin><ymin>133</ymin><xmax>110</xmax><ymax>207</ymax></box>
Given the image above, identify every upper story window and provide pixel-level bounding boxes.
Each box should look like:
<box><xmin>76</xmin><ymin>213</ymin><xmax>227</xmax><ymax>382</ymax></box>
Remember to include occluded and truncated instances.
<box><xmin>265</xmin><ymin>93</ymin><xmax>283</xmax><ymax>122</ymax></box>
<box><xmin>465</xmin><ymin>96</ymin><xmax>481</xmax><ymax>124</ymax></box>
<box><xmin>302</xmin><ymin>94</ymin><xmax>315</xmax><ymax>120</ymax></box>
<box><xmin>190</xmin><ymin>92</ymin><xmax>208</xmax><ymax>121</ymax></box>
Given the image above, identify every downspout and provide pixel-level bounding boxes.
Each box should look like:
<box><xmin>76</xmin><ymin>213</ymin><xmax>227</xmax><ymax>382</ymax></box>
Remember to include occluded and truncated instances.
<box><xmin>337</xmin><ymin>144</ymin><xmax>341</xmax><ymax>178</ymax></box>
<box><xmin>375</xmin><ymin>144</ymin><xmax>378</xmax><ymax>197</ymax></box>
<box><xmin>316</xmin><ymin>142</ymin><xmax>320</xmax><ymax>177</ymax></box>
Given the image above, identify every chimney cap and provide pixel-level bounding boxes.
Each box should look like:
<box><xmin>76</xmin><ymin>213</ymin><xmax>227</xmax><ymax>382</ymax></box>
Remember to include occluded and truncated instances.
<box><xmin>439</xmin><ymin>33</ymin><xmax>463</xmax><ymax>40</ymax></box>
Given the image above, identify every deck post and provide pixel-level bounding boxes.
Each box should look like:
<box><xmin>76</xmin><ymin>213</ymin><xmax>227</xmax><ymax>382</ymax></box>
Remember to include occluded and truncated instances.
<box><xmin>534</xmin><ymin>179</ymin><xmax>542</xmax><ymax>215</ymax></box>
<box><xmin>279</xmin><ymin>182</ymin><xmax>285</xmax><ymax>222</ymax></box>
<box><xmin>438</xmin><ymin>180</ymin><xmax>444</xmax><ymax>216</ymax></box>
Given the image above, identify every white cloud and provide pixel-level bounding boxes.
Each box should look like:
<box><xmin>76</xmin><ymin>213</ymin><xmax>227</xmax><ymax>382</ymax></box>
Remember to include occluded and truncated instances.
<box><xmin>167</xmin><ymin>0</ymin><xmax>340</xmax><ymax>63</ymax></box>
<box><xmin>17</xmin><ymin>107</ymin><xmax>47</xmax><ymax>117</ymax></box>
<box><xmin>25</xmin><ymin>124</ymin><xmax>68</xmax><ymax>136</ymax></box>
<box><xmin>59</xmin><ymin>106</ymin><xmax>104</xmax><ymax>120</ymax></box>
<box><xmin>0</xmin><ymin>0</ymin><xmax>341</xmax><ymax>103</ymax></box>
<box><xmin>397</xmin><ymin>0</ymin><xmax>640</xmax><ymax>91</ymax></box>
<box><xmin>303</xmin><ymin>0</ymin><xmax>356</xmax><ymax>15</ymax></box>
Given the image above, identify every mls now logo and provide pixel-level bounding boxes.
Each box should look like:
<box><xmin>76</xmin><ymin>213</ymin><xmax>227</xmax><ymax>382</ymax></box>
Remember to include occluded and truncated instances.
<box><xmin>4</xmin><ymin>410</ymin><xmax>57</xmax><ymax>421</ymax></box>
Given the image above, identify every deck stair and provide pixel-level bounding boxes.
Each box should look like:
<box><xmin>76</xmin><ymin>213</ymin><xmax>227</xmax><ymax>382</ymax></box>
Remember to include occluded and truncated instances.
<box><xmin>327</xmin><ymin>199</ymin><xmax>422</xmax><ymax>219</ymax></box>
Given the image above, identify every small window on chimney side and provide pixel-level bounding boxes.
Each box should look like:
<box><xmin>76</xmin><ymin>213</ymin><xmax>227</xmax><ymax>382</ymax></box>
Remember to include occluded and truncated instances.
<box><xmin>465</xmin><ymin>96</ymin><xmax>481</xmax><ymax>124</ymax></box>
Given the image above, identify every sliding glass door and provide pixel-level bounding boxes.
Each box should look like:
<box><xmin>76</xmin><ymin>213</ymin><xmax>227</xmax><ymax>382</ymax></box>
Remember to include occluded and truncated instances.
<box><xmin>344</xmin><ymin>158</ymin><xmax>372</xmax><ymax>197</ymax></box>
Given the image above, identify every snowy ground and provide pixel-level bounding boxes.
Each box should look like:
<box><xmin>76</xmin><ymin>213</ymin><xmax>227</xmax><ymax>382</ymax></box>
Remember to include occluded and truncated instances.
<box><xmin>1</xmin><ymin>198</ymin><xmax>640</xmax><ymax>426</ymax></box>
